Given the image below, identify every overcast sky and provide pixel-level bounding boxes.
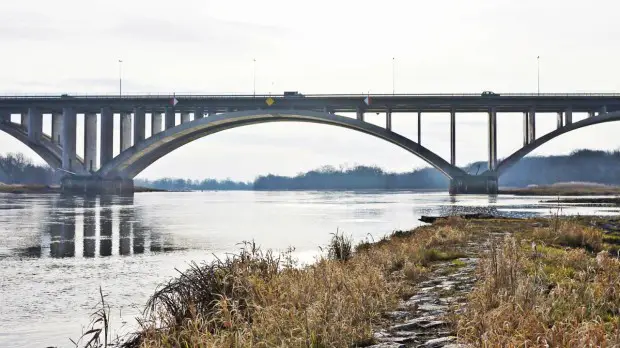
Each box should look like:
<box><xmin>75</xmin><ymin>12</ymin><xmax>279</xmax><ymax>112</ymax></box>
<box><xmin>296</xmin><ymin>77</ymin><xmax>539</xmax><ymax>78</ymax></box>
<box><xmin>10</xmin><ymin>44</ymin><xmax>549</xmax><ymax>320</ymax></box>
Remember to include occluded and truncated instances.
<box><xmin>1</xmin><ymin>0</ymin><xmax>619</xmax><ymax>181</ymax></box>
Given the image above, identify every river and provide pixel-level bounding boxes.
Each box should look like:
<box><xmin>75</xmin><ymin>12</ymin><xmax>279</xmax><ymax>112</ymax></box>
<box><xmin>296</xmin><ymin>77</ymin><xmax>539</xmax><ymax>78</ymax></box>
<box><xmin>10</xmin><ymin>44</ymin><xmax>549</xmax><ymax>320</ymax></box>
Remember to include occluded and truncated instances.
<box><xmin>1</xmin><ymin>191</ymin><xmax>618</xmax><ymax>348</ymax></box>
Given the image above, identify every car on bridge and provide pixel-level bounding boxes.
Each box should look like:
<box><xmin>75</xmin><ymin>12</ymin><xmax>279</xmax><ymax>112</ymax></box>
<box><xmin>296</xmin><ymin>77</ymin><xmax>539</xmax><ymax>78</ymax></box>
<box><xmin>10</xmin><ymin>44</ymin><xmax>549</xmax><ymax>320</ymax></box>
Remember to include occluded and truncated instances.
<box><xmin>284</xmin><ymin>91</ymin><xmax>304</xmax><ymax>97</ymax></box>
<box><xmin>481</xmin><ymin>91</ymin><xmax>500</xmax><ymax>97</ymax></box>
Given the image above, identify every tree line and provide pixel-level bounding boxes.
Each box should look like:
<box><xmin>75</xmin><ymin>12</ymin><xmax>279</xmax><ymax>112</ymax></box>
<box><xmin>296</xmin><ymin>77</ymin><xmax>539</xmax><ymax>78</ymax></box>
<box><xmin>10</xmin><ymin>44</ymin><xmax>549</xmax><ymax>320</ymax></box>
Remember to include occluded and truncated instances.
<box><xmin>0</xmin><ymin>153</ymin><xmax>59</xmax><ymax>185</ymax></box>
<box><xmin>2</xmin><ymin>149</ymin><xmax>620</xmax><ymax>190</ymax></box>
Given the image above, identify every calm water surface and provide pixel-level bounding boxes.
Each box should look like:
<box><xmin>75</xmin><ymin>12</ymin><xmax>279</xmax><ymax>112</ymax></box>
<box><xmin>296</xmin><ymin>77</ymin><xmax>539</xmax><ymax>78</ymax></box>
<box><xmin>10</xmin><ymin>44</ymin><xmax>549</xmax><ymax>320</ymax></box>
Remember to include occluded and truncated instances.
<box><xmin>1</xmin><ymin>191</ymin><xmax>618</xmax><ymax>348</ymax></box>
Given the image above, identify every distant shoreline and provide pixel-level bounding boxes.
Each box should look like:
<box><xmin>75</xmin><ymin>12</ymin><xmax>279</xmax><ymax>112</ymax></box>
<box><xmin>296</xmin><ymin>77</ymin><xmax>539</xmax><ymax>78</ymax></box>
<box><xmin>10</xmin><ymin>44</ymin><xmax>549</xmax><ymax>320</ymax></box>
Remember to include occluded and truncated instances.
<box><xmin>0</xmin><ymin>184</ymin><xmax>166</xmax><ymax>194</ymax></box>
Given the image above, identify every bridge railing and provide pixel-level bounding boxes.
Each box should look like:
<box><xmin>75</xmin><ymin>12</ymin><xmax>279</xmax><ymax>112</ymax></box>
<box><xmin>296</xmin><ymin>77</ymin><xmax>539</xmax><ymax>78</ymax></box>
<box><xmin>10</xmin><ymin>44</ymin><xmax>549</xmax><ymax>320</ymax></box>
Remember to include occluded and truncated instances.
<box><xmin>1</xmin><ymin>92</ymin><xmax>620</xmax><ymax>99</ymax></box>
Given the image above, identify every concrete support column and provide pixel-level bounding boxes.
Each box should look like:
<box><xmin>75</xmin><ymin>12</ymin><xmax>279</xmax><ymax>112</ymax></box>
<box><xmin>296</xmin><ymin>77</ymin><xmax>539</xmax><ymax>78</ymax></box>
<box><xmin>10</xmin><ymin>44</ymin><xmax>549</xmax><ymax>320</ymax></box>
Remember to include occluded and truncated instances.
<box><xmin>600</xmin><ymin>105</ymin><xmax>608</xmax><ymax>115</ymax></box>
<box><xmin>100</xmin><ymin>107</ymin><xmax>114</xmax><ymax>167</ymax></box>
<box><xmin>488</xmin><ymin>108</ymin><xmax>497</xmax><ymax>171</ymax></box>
<box><xmin>120</xmin><ymin>112</ymin><xmax>132</xmax><ymax>151</ymax></box>
<box><xmin>151</xmin><ymin>112</ymin><xmax>163</xmax><ymax>135</ymax></box>
<box><xmin>165</xmin><ymin>108</ymin><xmax>175</xmax><ymax>129</ymax></box>
<box><xmin>386</xmin><ymin>109</ymin><xmax>392</xmax><ymax>131</ymax></box>
<box><xmin>556</xmin><ymin>112</ymin><xmax>564</xmax><ymax>129</ymax></box>
<box><xmin>181</xmin><ymin>112</ymin><xmax>191</xmax><ymax>124</ymax></box>
<box><xmin>52</xmin><ymin>112</ymin><xmax>63</xmax><ymax>144</ymax></box>
<box><xmin>207</xmin><ymin>108</ymin><xmax>216</xmax><ymax>116</ymax></box>
<box><xmin>450</xmin><ymin>109</ymin><xmax>456</xmax><ymax>166</ymax></box>
<box><xmin>527</xmin><ymin>108</ymin><xmax>536</xmax><ymax>143</ymax></box>
<box><xmin>523</xmin><ymin>112</ymin><xmax>529</xmax><ymax>146</ymax></box>
<box><xmin>133</xmin><ymin>108</ymin><xmax>146</xmax><ymax>144</ymax></box>
<box><xmin>588</xmin><ymin>111</ymin><xmax>596</xmax><ymax>118</ymax></box>
<box><xmin>27</xmin><ymin>108</ymin><xmax>42</xmax><ymax>142</ymax></box>
<box><xmin>62</xmin><ymin>107</ymin><xmax>77</xmax><ymax>172</ymax></box>
<box><xmin>417</xmin><ymin>111</ymin><xmax>422</xmax><ymax>144</ymax></box>
<box><xmin>21</xmin><ymin>112</ymin><xmax>29</xmax><ymax>129</ymax></box>
<box><xmin>565</xmin><ymin>107</ymin><xmax>573</xmax><ymax>125</ymax></box>
<box><xmin>0</xmin><ymin>111</ymin><xmax>9</xmax><ymax>124</ymax></box>
<box><xmin>84</xmin><ymin>113</ymin><xmax>98</xmax><ymax>172</ymax></box>
<box><xmin>356</xmin><ymin>107</ymin><xmax>364</xmax><ymax>121</ymax></box>
<box><xmin>194</xmin><ymin>108</ymin><xmax>204</xmax><ymax>119</ymax></box>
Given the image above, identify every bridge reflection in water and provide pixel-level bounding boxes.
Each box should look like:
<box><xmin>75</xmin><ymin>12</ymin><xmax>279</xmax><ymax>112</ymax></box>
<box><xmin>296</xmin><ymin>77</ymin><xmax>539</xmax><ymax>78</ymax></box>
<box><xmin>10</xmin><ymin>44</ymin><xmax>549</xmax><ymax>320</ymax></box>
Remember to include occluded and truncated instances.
<box><xmin>24</xmin><ymin>195</ymin><xmax>173</xmax><ymax>259</ymax></box>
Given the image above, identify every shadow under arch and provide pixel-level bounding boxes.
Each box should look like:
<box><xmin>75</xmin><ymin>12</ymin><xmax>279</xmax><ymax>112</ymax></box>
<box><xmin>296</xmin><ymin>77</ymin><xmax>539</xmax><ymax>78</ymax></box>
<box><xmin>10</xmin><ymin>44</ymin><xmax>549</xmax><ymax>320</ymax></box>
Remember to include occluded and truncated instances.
<box><xmin>97</xmin><ymin>110</ymin><xmax>467</xmax><ymax>180</ymax></box>
<box><xmin>496</xmin><ymin>111</ymin><xmax>620</xmax><ymax>177</ymax></box>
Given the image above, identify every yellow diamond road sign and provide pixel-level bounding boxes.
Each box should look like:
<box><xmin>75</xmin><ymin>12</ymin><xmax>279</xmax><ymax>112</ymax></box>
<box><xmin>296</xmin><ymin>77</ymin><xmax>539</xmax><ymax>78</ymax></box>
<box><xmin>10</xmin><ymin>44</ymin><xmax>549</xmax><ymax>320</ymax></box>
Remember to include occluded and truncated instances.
<box><xmin>265</xmin><ymin>97</ymin><xmax>275</xmax><ymax>106</ymax></box>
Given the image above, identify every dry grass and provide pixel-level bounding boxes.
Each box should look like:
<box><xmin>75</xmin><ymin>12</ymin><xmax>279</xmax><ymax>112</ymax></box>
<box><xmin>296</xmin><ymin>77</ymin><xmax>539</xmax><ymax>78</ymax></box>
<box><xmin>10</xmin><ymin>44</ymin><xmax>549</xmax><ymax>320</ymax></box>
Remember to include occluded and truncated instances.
<box><xmin>457</xmin><ymin>221</ymin><xmax>620</xmax><ymax>347</ymax></box>
<box><xmin>500</xmin><ymin>183</ymin><xmax>620</xmax><ymax>196</ymax></box>
<box><xmin>76</xmin><ymin>216</ymin><xmax>620</xmax><ymax>348</ymax></box>
<box><xmin>98</xmin><ymin>219</ymin><xmax>477</xmax><ymax>348</ymax></box>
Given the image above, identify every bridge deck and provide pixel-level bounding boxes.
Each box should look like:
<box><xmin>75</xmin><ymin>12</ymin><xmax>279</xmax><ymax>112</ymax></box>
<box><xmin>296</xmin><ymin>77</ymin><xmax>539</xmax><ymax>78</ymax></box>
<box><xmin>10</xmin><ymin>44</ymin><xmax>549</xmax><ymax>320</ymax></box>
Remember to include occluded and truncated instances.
<box><xmin>1</xmin><ymin>94</ymin><xmax>619</xmax><ymax>114</ymax></box>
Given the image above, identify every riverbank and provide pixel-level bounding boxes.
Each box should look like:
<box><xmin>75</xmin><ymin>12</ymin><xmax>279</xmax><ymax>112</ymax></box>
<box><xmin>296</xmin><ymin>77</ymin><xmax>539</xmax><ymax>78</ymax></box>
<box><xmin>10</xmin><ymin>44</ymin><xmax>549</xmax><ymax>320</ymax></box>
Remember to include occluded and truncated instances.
<box><xmin>500</xmin><ymin>182</ymin><xmax>620</xmax><ymax>196</ymax></box>
<box><xmin>73</xmin><ymin>215</ymin><xmax>620</xmax><ymax>347</ymax></box>
<box><xmin>0</xmin><ymin>184</ymin><xmax>166</xmax><ymax>194</ymax></box>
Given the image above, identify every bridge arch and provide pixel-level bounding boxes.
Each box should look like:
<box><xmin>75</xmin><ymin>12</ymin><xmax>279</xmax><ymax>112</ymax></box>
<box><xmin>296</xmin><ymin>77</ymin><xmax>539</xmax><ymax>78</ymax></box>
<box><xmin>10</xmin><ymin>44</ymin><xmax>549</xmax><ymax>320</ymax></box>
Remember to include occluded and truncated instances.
<box><xmin>0</xmin><ymin>121</ymin><xmax>63</xmax><ymax>168</ymax></box>
<box><xmin>496</xmin><ymin>111</ymin><xmax>620</xmax><ymax>176</ymax></box>
<box><xmin>98</xmin><ymin>110</ymin><xmax>467</xmax><ymax>179</ymax></box>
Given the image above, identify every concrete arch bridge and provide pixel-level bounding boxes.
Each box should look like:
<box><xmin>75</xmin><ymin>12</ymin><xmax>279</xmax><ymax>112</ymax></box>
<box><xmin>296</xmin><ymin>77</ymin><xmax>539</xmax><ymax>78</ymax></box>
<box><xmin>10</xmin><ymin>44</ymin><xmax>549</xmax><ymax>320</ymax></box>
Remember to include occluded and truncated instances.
<box><xmin>1</xmin><ymin>93</ymin><xmax>619</xmax><ymax>194</ymax></box>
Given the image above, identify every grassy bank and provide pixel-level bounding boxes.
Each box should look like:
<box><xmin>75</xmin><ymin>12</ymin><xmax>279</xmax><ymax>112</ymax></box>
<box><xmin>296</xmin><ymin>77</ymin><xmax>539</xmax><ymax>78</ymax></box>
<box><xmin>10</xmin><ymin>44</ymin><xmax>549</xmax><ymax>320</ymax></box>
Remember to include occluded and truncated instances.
<box><xmin>500</xmin><ymin>182</ymin><xmax>620</xmax><ymax>196</ymax></box>
<box><xmin>0</xmin><ymin>183</ymin><xmax>59</xmax><ymax>194</ymax></box>
<box><xmin>75</xmin><ymin>216</ymin><xmax>620</xmax><ymax>347</ymax></box>
<box><xmin>457</xmin><ymin>218</ymin><xmax>620</xmax><ymax>346</ymax></box>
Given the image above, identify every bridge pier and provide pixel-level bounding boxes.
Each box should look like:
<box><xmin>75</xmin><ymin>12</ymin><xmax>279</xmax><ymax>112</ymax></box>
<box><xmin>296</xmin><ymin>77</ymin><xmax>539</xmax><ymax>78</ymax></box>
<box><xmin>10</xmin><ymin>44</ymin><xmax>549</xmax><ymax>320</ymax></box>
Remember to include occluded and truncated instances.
<box><xmin>523</xmin><ymin>112</ymin><xmax>529</xmax><ymax>145</ymax></box>
<box><xmin>565</xmin><ymin>107</ymin><xmax>573</xmax><ymax>125</ymax></box>
<box><xmin>449</xmin><ymin>174</ymin><xmax>498</xmax><ymax>194</ymax></box>
<box><xmin>100</xmin><ymin>107</ymin><xmax>114</xmax><ymax>167</ymax></box>
<box><xmin>356</xmin><ymin>107</ymin><xmax>364</xmax><ymax>121</ymax></box>
<box><xmin>61</xmin><ymin>175</ymin><xmax>134</xmax><ymax>195</ymax></box>
<box><xmin>152</xmin><ymin>112</ymin><xmax>163</xmax><ymax>135</ymax></box>
<box><xmin>488</xmin><ymin>107</ymin><xmax>497</xmax><ymax>171</ymax></box>
<box><xmin>165</xmin><ymin>108</ymin><xmax>175</xmax><ymax>129</ymax></box>
<box><xmin>21</xmin><ymin>112</ymin><xmax>29</xmax><ymax>130</ymax></box>
<box><xmin>134</xmin><ymin>108</ymin><xmax>146</xmax><ymax>143</ymax></box>
<box><xmin>556</xmin><ymin>111</ymin><xmax>564</xmax><ymax>129</ymax></box>
<box><xmin>120</xmin><ymin>112</ymin><xmax>132</xmax><ymax>151</ymax></box>
<box><xmin>0</xmin><ymin>111</ymin><xmax>9</xmax><ymax>124</ymax></box>
<box><xmin>62</xmin><ymin>107</ymin><xmax>78</xmax><ymax>172</ymax></box>
<box><xmin>27</xmin><ymin>107</ymin><xmax>42</xmax><ymax>142</ymax></box>
<box><xmin>450</xmin><ymin>109</ymin><xmax>456</xmax><ymax>165</ymax></box>
<box><xmin>194</xmin><ymin>107</ymin><xmax>204</xmax><ymax>119</ymax></box>
<box><xmin>84</xmin><ymin>113</ymin><xmax>98</xmax><ymax>172</ymax></box>
<box><xmin>52</xmin><ymin>112</ymin><xmax>63</xmax><ymax>144</ymax></box>
<box><xmin>181</xmin><ymin>112</ymin><xmax>191</xmax><ymax>124</ymax></box>
<box><xmin>417</xmin><ymin>111</ymin><xmax>421</xmax><ymax>144</ymax></box>
<box><xmin>527</xmin><ymin>108</ymin><xmax>536</xmax><ymax>143</ymax></box>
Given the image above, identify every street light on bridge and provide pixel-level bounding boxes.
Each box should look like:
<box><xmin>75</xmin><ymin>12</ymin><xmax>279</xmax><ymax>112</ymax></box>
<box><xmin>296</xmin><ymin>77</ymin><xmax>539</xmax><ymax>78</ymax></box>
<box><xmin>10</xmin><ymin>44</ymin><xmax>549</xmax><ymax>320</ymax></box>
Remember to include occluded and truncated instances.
<box><xmin>118</xmin><ymin>59</ymin><xmax>123</xmax><ymax>97</ymax></box>
<box><xmin>537</xmin><ymin>56</ymin><xmax>540</xmax><ymax>95</ymax></box>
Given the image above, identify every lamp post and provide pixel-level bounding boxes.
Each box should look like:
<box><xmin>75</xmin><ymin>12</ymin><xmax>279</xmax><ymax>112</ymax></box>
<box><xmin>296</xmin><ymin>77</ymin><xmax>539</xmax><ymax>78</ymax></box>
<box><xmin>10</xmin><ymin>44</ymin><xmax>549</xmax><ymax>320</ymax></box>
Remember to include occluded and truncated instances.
<box><xmin>253</xmin><ymin>58</ymin><xmax>256</xmax><ymax>97</ymax></box>
<box><xmin>537</xmin><ymin>56</ymin><xmax>540</xmax><ymax>95</ymax></box>
<box><xmin>392</xmin><ymin>57</ymin><xmax>395</xmax><ymax>95</ymax></box>
<box><xmin>118</xmin><ymin>59</ymin><xmax>123</xmax><ymax>97</ymax></box>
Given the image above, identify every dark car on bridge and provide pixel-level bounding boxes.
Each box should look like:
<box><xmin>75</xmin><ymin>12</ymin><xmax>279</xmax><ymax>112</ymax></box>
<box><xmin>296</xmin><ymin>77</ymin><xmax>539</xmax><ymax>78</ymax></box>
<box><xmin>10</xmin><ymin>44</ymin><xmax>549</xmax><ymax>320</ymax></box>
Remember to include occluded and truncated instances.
<box><xmin>284</xmin><ymin>91</ymin><xmax>304</xmax><ymax>97</ymax></box>
<box><xmin>481</xmin><ymin>91</ymin><xmax>500</xmax><ymax>97</ymax></box>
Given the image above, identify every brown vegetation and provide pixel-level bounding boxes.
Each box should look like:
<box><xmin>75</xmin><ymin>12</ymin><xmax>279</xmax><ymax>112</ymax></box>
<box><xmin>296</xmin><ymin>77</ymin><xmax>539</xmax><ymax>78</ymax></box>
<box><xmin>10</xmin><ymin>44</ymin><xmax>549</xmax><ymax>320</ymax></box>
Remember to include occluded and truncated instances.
<box><xmin>500</xmin><ymin>182</ymin><xmax>620</xmax><ymax>196</ymax></box>
<box><xmin>74</xmin><ymin>216</ymin><xmax>620</xmax><ymax>347</ymax></box>
<box><xmin>457</xmin><ymin>220</ymin><xmax>620</xmax><ymax>347</ymax></box>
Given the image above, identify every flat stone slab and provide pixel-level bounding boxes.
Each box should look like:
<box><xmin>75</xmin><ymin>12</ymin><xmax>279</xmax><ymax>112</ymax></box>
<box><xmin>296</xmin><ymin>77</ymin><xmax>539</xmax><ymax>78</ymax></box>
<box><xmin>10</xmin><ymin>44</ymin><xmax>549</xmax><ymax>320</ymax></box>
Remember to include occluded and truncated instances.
<box><xmin>366</xmin><ymin>343</ymin><xmax>406</xmax><ymax>348</ymax></box>
<box><xmin>390</xmin><ymin>316</ymin><xmax>444</xmax><ymax>331</ymax></box>
<box><xmin>423</xmin><ymin>336</ymin><xmax>456</xmax><ymax>347</ymax></box>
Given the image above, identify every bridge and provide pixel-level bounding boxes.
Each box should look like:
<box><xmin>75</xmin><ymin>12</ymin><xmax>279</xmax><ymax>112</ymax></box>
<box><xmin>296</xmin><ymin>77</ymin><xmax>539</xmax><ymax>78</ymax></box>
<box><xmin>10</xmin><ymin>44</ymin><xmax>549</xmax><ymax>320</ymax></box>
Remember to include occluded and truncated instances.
<box><xmin>1</xmin><ymin>93</ymin><xmax>619</xmax><ymax>194</ymax></box>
